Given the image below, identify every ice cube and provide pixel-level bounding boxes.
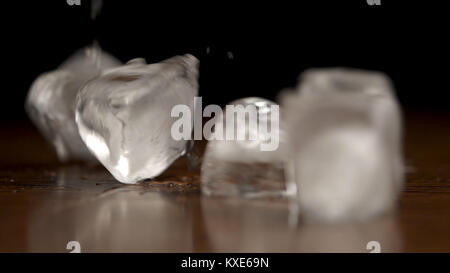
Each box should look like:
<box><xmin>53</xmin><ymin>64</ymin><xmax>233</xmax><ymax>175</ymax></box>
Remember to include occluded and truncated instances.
<box><xmin>201</xmin><ymin>97</ymin><xmax>290</xmax><ymax>197</ymax></box>
<box><xmin>281</xmin><ymin>68</ymin><xmax>404</xmax><ymax>222</ymax></box>
<box><xmin>75</xmin><ymin>55</ymin><xmax>199</xmax><ymax>184</ymax></box>
<box><xmin>25</xmin><ymin>45</ymin><xmax>121</xmax><ymax>162</ymax></box>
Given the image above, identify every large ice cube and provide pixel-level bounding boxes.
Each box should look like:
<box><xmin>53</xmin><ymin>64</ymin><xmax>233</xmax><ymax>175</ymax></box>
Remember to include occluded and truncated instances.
<box><xmin>201</xmin><ymin>97</ymin><xmax>290</xmax><ymax>197</ymax></box>
<box><xmin>75</xmin><ymin>55</ymin><xmax>199</xmax><ymax>184</ymax></box>
<box><xmin>281</xmin><ymin>68</ymin><xmax>404</xmax><ymax>222</ymax></box>
<box><xmin>25</xmin><ymin>45</ymin><xmax>121</xmax><ymax>162</ymax></box>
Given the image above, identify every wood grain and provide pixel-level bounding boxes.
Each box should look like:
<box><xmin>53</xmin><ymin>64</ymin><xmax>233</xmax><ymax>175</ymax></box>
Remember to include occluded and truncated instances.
<box><xmin>0</xmin><ymin>109</ymin><xmax>449</xmax><ymax>252</ymax></box>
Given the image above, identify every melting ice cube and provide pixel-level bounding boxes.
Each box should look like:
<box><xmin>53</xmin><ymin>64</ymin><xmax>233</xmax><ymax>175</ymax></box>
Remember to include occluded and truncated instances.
<box><xmin>25</xmin><ymin>45</ymin><xmax>121</xmax><ymax>161</ymax></box>
<box><xmin>281</xmin><ymin>68</ymin><xmax>404</xmax><ymax>222</ymax></box>
<box><xmin>201</xmin><ymin>97</ymin><xmax>290</xmax><ymax>197</ymax></box>
<box><xmin>75</xmin><ymin>55</ymin><xmax>199</xmax><ymax>184</ymax></box>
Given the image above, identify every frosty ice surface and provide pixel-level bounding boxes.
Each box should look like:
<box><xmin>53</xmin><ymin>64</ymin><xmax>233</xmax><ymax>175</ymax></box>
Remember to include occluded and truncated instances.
<box><xmin>201</xmin><ymin>97</ymin><xmax>289</xmax><ymax>197</ymax></box>
<box><xmin>75</xmin><ymin>55</ymin><xmax>199</xmax><ymax>183</ymax></box>
<box><xmin>25</xmin><ymin>45</ymin><xmax>121</xmax><ymax>161</ymax></box>
<box><xmin>282</xmin><ymin>68</ymin><xmax>404</xmax><ymax>222</ymax></box>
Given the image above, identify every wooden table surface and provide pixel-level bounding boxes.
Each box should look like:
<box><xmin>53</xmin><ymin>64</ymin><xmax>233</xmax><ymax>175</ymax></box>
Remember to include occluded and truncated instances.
<box><xmin>0</xmin><ymin>109</ymin><xmax>449</xmax><ymax>253</ymax></box>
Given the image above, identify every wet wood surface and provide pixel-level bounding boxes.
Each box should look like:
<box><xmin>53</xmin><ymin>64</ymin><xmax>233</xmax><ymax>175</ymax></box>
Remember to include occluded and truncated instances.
<box><xmin>0</xmin><ymin>109</ymin><xmax>449</xmax><ymax>252</ymax></box>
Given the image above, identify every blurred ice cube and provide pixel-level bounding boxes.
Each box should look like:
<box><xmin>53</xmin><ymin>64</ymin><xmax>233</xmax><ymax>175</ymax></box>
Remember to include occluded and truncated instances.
<box><xmin>75</xmin><ymin>55</ymin><xmax>199</xmax><ymax>184</ymax></box>
<box><xmin>25</xmin><ymin>45</ymin><xmax>121</xmax><ymax>162</ymax></box>
<box><xmin>281</xmin><ymin>68</ymin><xmax>404</xmax><ymax>222</ymax></box>
<box><xmin>201</xmin><ymin>97</ymin><xmax>290</xmax><ymax>197</ymax></box>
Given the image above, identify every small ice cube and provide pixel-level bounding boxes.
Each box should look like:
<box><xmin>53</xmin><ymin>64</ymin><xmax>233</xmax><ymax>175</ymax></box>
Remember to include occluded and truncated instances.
<box><xmin>25</xmin><ymin>45</ymin><xmax>121</xmax><ymax>161</ymax></box>
<box><xmin>281</xmin><ymin>68</ymin><xmax>404</xmax><ymax>222</ymax></box>
<box><xmin>201</xmin><ymin>97</ymin><xmax>289</xmax><ymax>197</ymax></box>
<box><xmin>75</xmin><ymin>55</ymin><xmax>199</xmax><ymax>184</ymax></box>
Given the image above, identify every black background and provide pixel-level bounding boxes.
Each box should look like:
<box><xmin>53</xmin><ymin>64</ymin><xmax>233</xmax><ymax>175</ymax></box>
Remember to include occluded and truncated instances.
<box><xmin>0</xmin><ymin>253</ymin><xmax>447</xmax><ymax>272</ymax></box>
<box><xmin>1</xmin><ymin>0</ymin><xmax>448</xmax><ymax>121</ymax></box>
